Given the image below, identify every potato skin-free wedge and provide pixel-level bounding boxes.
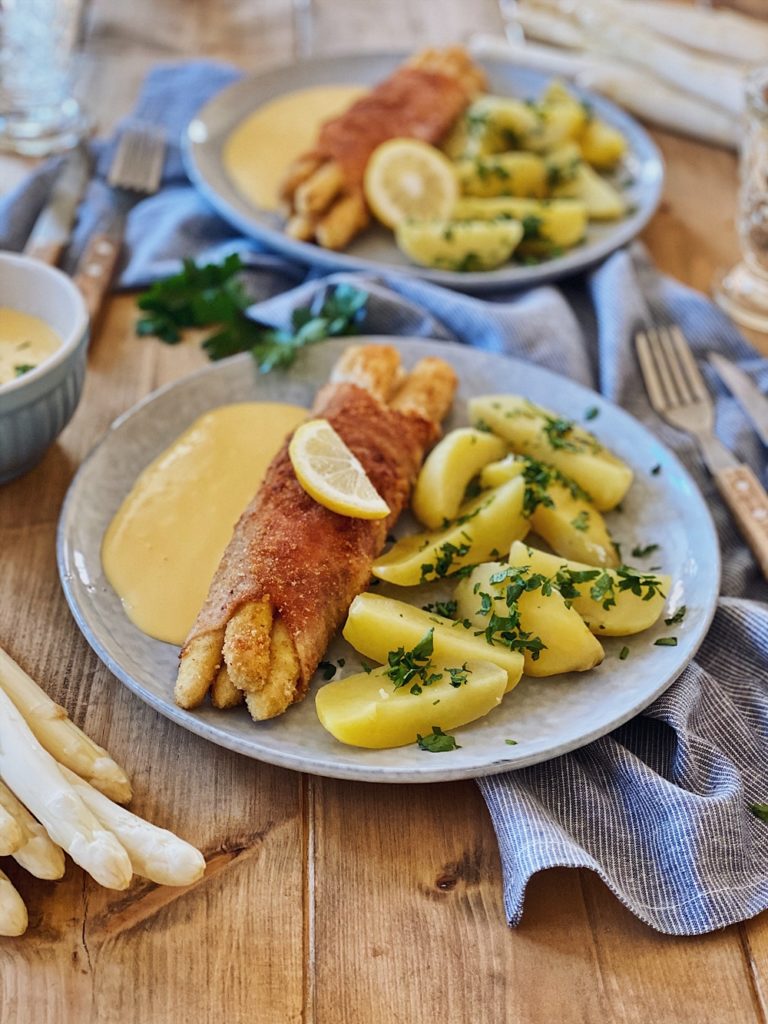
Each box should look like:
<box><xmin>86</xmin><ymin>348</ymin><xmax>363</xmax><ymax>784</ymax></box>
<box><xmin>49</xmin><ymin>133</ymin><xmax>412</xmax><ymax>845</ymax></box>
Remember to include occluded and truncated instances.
<box><xmin>412</xmin><ymin>427</ymin><xmax>507</xmax><ymax>529</ymax></box>
<box><xmin>553</xmin><ymin>163</ymin><xmax>626</xmax><ymax>220</ymax></box>
<box><xmin>452</xmin><ymin>197</ymin><xmax>587</xmax><ymax>254</ymax></box>
<box><xmin>480</xmin><ymin>454</ymin><xmax>617</xmax><ymax>567</ymax></box>
<box><xmin>372</xmin><ymin>476</ymin><xmax>528</xmax><ymax>586</ymax></box>
<box><xmin>508</xmin><ymin>542</ymin><xmax>670</xmax><ymax>637</ymax></box>
<box><xmin>455</xmin><ymin>153</ymin><xmax>548</xmax><ymax>199</ymax></box>
<box><xmin>396</xmin><ymin>218</ymin><xmax>523</xmax><ymax>271</ymax></box>
<box><xmin>455</xmin><ymin>562</ymin><xmax>604</xmax><ymax>677</ymax></box>
<box><xmin>468</xmin><ymin>395</ymin><xmax>633</xmax><ymax>511</ymax></box>
<box><xmin>343</xmin><ymin>593</ymin><xmax>524</xmax><ymax>692</ymax></box>
<box><xmin>315</xmin><ymin>659</ymin><xmax>507</xmax><ymax>749</ymax></box>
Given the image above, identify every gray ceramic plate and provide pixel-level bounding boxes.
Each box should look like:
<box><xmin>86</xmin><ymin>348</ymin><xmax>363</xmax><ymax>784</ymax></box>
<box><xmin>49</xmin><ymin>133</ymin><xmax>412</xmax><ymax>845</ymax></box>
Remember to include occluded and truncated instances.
<box><xmin>57</xmin><ymin>338</ymin><xmax>719</xmax><ymax>783</ymax></box>
<box><xmin>183</xmin><ymin>53</ymin><xmax>664</xmax><ymax>292</ymax></box>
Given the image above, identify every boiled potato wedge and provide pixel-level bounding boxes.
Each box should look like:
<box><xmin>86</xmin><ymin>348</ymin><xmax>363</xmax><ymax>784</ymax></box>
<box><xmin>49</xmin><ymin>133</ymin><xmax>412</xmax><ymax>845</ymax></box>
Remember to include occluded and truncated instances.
<box><xmin>480</xmin><ymin>454</ymin><xmax>617</xmax><ymax>567</ymax></box>
<box><xmin>455</xmin><ymin>562</ymin><xmax>604</xmax><ymax>677</ymax></box>
<box><xmin>395</xmin><ymin>218</ymin><xmax>523</xmax><ymax>272</ymax></box>
<box><xmin>448</xmin><ymin>95</ymin><xmax>542</xmax><ymax>160</ymax></box>
<box><xmin>508</xmin><ymin>542</ymin><xmax>670</xmax><ymax>637</ymax></box>
<box><xmin>452</xmin><ymin>197</ymin><xmax>587</xmax><ymax>255</ymax></box>
<box><xmin>372</xmin><ymin>476</ymin><xmax>528</xmax><ymax>586</ymax></box>
<box><xmin>468</xmin><ymin>395</ymin><xmax>633</xmax><ymax>511</ymax></box>
<box><xmin>412</xmin><ymin>427</ymin><xmax>507</xmax><ymax>529</ymax></box>
<box><xmin>315</xmin><ymin>659</ymin><xmax>507</xmax><ymax>749</ymax></box>
<box><xmin>343</xmin><ymin>594</ymin><xmax>525</xmax><ymax>691</ymax></box>
<box><xmin>456</xmin><ymin>153</ymin><xmax>548</xmax><ymax>199</ymax></box>
<box><xmin>579</xmin><ymin>118</ymin><xmax>627</xmax><ymax>171</ymax></box>
<box><xmin>553</xmin><ymin>163</ymin><xmax>626</xmax><ymax>220</ymax></box>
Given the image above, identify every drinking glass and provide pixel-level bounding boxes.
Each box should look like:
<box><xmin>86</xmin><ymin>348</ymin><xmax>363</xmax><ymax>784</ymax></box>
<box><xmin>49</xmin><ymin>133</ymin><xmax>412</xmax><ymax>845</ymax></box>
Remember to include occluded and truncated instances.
<box><xmin>715</xmin><ymin>67</ymin><xmax>768</xmax><ymax>332</ymax></box>
<box><xmin>0</xmin><ymin>0</ymin><xmax>89</xmax><ymax>156</ymax></box>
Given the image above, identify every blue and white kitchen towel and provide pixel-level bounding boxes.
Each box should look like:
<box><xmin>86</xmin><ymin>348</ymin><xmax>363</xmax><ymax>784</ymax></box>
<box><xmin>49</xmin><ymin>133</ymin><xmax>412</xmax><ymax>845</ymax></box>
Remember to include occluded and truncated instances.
<box><xmin>2</xmin><ymin>61</ymin><xmax>768</xmax><ymax>935</ymax></box>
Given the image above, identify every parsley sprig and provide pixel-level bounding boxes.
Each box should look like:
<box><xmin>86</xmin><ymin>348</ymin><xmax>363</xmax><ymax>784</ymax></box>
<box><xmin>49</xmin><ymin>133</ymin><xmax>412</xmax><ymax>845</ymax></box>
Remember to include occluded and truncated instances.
<box><xmin>417</xmin><ymin>726</ymin><xmax>460</xmax><ymax>752</ymax></box>
<box><xmin>136</xmin><ymin>254</ymin><xmax>368</xmax><ymax>372</ymax></box>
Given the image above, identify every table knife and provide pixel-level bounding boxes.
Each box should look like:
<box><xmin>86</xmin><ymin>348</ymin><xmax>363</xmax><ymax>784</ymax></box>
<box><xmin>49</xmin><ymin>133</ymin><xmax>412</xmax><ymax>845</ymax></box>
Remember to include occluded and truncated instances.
<box><xmin>708</xmin><ymin>352</ymin><xmax>768</xmax><ymax>448</ymax></box>
<box><xmin>23</xmin><ymin>144</ymin><xmax>91</xmax><ymax>267</ymax></box>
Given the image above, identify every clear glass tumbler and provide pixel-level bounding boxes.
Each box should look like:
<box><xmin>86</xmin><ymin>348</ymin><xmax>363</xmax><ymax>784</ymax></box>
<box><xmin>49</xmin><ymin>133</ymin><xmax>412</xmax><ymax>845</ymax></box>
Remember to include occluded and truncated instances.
<box><xmin>0</xmin><ymin>0</ymin><xmax>89</xmax><ymax>156</ymax></box>
<box><xmin>715</xmin><ymin>67</ymin><xmax>768</xmax><ymax>332</ymax></box>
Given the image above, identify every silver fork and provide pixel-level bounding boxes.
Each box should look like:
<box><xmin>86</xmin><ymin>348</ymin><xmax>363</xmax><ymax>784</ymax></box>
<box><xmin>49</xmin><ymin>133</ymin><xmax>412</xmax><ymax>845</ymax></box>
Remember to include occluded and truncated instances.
<box><xmin>73</xmin><ymin>122</ymin><xmax>166</xmax><ymax>325</ymax></box>
<box><xmin>635</xmin><ymin>324</ymin><xmax>768</xmax><ymax>579</ymax></box>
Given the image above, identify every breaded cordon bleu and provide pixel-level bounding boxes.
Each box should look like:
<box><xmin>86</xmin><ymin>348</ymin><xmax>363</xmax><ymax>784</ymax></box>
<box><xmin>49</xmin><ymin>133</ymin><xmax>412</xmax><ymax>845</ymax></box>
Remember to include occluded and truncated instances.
<box><xmin>175</xmin><ymin>344</ymin><xmax>457</xmax><ymax>721</ymax></box>
<box><xmin>279</xmin><ymin>47</ymin><xmax>487</xmax><ymax>250</ymax></box>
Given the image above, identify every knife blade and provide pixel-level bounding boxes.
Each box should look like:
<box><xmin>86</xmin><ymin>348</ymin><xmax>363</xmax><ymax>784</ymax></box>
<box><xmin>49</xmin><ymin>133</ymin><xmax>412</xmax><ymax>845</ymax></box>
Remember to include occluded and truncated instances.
<box><xmin>709</xmin><ymin>351</ymin><xmax>768</xmax><ymax>449</ymax></box>
<box><xmin>23</xmin><ymin>144</ymin><xmax>91</xmax><ymax>267</ymax></box>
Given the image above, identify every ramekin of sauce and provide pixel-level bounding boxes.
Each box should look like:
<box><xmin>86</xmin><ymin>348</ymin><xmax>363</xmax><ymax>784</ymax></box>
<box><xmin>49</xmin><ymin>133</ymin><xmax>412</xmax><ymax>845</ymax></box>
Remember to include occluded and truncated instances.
<box><xmin>0</xmin><ymin>252</ymin><xmax>88</xmax><ymax>484</ymax></box>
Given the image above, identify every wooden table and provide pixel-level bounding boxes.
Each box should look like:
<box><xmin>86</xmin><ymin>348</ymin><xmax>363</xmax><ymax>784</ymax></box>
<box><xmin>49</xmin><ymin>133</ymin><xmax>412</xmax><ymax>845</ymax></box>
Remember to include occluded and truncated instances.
<box><xmin>1</xmin><ymin>2</ymin><xmax>766</xmax><ymax>1021</ymax></box>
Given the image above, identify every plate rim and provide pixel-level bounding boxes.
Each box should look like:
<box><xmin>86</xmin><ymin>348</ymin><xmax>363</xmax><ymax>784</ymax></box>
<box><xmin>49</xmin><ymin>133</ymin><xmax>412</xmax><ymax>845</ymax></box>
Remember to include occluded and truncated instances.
<box><xmin>56</xmin><ymin>337</ymin><xmax>721</xmax><ymax>783</ymax></box>
<box><xmin>181</xmin><ymin>50</ymin><xmax>665</xmax><ymax>293</ymax></box>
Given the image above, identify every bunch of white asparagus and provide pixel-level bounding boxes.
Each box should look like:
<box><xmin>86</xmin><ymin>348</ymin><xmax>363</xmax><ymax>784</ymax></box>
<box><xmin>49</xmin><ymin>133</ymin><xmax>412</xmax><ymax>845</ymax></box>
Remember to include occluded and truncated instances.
<box><xmin>0</xmin><ymin>647</ymin><xmax>205</xmax><ymax>937</ymax></box>
<box><xmin>473</xmin><ymin>0</ymin><xmax>768</xmax><ymax>149</ymax></box>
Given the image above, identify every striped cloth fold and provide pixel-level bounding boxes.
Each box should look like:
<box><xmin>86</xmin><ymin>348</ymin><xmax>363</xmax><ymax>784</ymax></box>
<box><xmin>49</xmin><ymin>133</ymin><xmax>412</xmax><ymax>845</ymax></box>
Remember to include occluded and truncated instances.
<box><xmin>2</xmin><ymin>60</ymin><xmax>767</xmax><ymax>935</ymax></box>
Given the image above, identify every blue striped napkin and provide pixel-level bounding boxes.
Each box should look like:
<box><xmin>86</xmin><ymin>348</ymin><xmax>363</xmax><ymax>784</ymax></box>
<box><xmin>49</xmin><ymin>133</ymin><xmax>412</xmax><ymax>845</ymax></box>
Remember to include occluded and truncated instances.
<box><xmin>2</xmin><ymin>61</ymin><xmax>768</xmax><ymax>935</ymax></box>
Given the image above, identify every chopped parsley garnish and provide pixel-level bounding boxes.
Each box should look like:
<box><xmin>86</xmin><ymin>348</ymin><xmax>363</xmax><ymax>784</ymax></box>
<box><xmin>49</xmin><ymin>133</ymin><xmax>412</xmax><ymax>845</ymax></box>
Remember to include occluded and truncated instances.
<box><xmin>360</xmin><ymin>661</ymin><xmax>373</xmax><ymax>674</ymax></box>
<box><xmin>665</xmin><ymin>606</ymin><xmax>687</xmax><ymax>626</ymax></box>
<box><xmin>419</xmin><ymin>540</ymin><xmax>472</xmax><ymax>582</ymax></box>
<box><xmin>571</xmin><ymin>510</ymin><xmax>590</xmax><ymax>532</ymax></box>
<box><xmin>542</xmin><ymin>414</ymin><xmax>579</xmax><ymax>452</ymax></box>
<box><xmin>505</xmin><ymin>739</ymin><xmax>518</xmax><ymax>746</ymax></box>
<box><xmin>631</xmin><ymin>543</ymin><xmax>660</xmax><ymax>558</ymax></box>
<box><xmin>651</xmin><ymin>464</ymin><xmax>662</xmax><ymax>475</ymax></box>
<box><xmin>521</xmin><ymin>214</ymin><xmax>543</xmax><ymax>240</ymax></box>
<box><xmin>417</xmin><ymin>726</ymin><xmax>460</xmax><ymax>753</ymax></box>
<box><xmin>14</xmin><ymin>363</ymin><xmax>35</xmax><ymax>377</ymax></box>
<box><xmin>619</xmin><ymin>646</ymin><xmax>630</xmax><ymax>661</ymax></box>
<box><xmin>463</xmin><ymin>476</ymin><xmax>483</xmax><ymax>500</ymax></box>
<box><xmin>519</xmin><ymin>456</ymin><xmax>591</xmax><ymax>516</ymax></box>
<box><xmin>584</xmin><ymin>406</ymin><xmax>599</xmax><ymax>420</ymax></box>
<box><xmin>654</xmin><ymin>636</ymin><xmax>678</xmax><ymax>647</ymax></box>
<box><xmin>474</xmin><ymin>418</ymin><xmax>492</xmax><ymax>433</ymax></box>
<box><xmin>422</xmin><ymin>599</ymin><xmax>458</xmax><ymax>619</ymax></box>
<box><xmin>473</xmin><ymin>568</ymin><xmax>547</xmax><ymax>659</ymax></box>
<box><xmin>447</xmin><ymin>664</ymin><xmax>470</xmax><ymax>688</ymax></box>
<box><xmin>385</xmin><ymin>629</ymin><xmax>439</xmax><ymax>691</ymax></box>
<box><xmin>750</xmin><ymin>803</ymin><xmax>768</xmax><ymax>822</ymax></box>
<box><xmin>136</xmin><ymin>254</ymin><xmax>368</xmax><ymax>371</ymax></box>
<box><xmin>337</xmin><ymin>658</ymin><xmax>345</xmax><ymax>668</ymax></box>
<box><xmin>318</xmin><ymin>661</ymin><xmax>336</xmax><ymax>680</ymax></box>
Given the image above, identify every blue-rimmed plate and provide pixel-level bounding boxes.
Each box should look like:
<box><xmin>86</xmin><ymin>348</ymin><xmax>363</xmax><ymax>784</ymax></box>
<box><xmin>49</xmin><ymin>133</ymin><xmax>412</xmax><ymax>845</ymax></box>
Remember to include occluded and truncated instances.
<box><xmin>182</xmin><ymin>52</ymin><xmax>664</xmax><ymax>293</ymax></box>
<box><xmin>57</xmin><ymin>338</ymin><xmax>719</xmax><ymax>783</ymax></box>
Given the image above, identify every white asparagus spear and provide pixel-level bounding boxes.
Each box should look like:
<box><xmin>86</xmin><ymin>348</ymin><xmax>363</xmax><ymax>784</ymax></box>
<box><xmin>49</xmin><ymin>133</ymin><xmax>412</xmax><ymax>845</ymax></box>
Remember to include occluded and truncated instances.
<box><xmin>0</xmin><ymin>800</ymin><xmax>22</xmax><ymax>857</ymax></box>
<box><xmin>0</xmin><ymin>687</ymin><xmax>132</xmax><ymax>890</ymax></box>
<box><xmin>565</xmin><ymin>0</ymin><xmax>745</xmax><ymax>115</ymax></box>
<box><xmin>0</xmin><ymin>647</ymin><xmax>131</xmax><ymax>804</ymax></box>
<box><xmin>596</xmin><ymin>0</ymin><xmax>768</xmax><ymax>65</ymax></box>
<box><xmin>60</xmin><ymin>767</ymin><xmax>206</xmax><ymax>888</ymax></box>
<box><xmin>0</xmin><ymin>869</ymin><xmax>27</xmax><ymax>937</ymax></box>
<box><xmin>0</xmin><ymin>781</ymin><xmax>65</xmax><ymax>880</ymax></box>
<box><xmin>469</xmin><ymin>35</ymin><xmax>739</xmax><ymax>149</ymax></box>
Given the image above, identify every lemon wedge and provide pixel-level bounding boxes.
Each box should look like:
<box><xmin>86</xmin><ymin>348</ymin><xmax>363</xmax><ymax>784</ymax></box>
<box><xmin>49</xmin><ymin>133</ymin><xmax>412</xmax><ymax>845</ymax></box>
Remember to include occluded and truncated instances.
<box><xmin>363</xmin><ymin>138</ymin><xmax>458</xmax><ymax>229</ymax></box>
<box><xmin>289</xmin><ymin>419</ymin><xmax>390</xmax><ymax>520</ymax></box>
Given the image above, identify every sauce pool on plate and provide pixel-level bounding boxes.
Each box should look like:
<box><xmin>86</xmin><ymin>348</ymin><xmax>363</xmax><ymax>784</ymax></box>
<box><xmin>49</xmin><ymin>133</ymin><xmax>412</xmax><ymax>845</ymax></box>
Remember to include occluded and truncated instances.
<box><xmin>102</xmin><ymin>402</ymin><xmax>307</xmax><ymax>645</ymax></box>
<box><xmin>223</xmin><ymin>84</ymin><xmax>366</xmax><ymax>211</ymax></box>
<box><xmin>0</xmin><ymin>307</ymin><xmax>61</xmax><ymax>387</ymax></box>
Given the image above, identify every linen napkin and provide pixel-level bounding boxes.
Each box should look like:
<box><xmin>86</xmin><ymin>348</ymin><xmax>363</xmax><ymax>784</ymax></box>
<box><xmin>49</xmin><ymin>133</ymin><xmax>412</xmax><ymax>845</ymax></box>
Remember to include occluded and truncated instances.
<box><xmin>3</xmin><ymin>62</ymin><xmax>768</xmax><ymax>936</ymax></box>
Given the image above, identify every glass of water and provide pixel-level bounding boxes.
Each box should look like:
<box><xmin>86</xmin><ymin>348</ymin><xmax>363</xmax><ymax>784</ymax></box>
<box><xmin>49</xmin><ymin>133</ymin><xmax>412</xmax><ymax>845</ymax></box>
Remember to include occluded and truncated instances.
<box><xmin>0</xmin><ymin>0</ymin><xmax>89</xmax><ymax>156</ymax></box>
<box><xmin>715</xmin><ymin>67</ymin><xmax>768</xmax><ymax>332</ymax></box>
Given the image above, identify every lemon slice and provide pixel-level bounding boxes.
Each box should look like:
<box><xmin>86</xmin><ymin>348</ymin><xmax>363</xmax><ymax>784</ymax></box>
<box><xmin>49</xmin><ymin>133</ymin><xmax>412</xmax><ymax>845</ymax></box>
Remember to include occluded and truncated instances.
<box><xmin>289</xmin><ymin>419</ymin><xmax>390</xmax><ymax>520</ymax></box>
<box><xmin>364</xmin><ymin>138</ymin><xmax>458</xmax><ymax>229</ymax></box>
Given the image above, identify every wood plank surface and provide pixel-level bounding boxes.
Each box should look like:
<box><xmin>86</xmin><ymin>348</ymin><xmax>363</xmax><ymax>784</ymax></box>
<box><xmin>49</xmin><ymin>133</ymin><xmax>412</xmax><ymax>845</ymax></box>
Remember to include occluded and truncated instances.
<box><xmin>0</xmin><ymin>1</ymin><xmax>766</xmax><ymax>1022</ymax></box>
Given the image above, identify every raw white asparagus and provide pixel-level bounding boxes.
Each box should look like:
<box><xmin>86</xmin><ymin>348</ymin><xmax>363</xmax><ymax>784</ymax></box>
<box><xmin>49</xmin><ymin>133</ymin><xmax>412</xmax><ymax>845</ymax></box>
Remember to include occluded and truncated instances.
<box><xmin>0</xmin><ymin>869</ymin><xmax>27</xmax><ymax>937</ymax></box>
<box><xmin>0</xmin><ymin>800</ymin><xmax>21</xmax><ymax>857</ymax></box>
<box><xmin>60</xmin><ymin>767</ymin><xmax>206</xmax><ymax>888</ymax></box>
<box><xmin>0</xmin><ymin>686</ymin><xmax>132</xmax><ymax>890</ymax></box>
<box><xmin>603</xmin><ymin>0</ymin><xmax>768</xmax><ymax>65</ymax></box>
<box><xmin>513</xmin><ymin>5</ymin><xmax>587</xmax><ymax>49</ymax></box>
<box><xmin>524</xmin><ymin>0</ymin><xmax>745</xmax><ymax>115</ymax></box>
<box><xmin>0</xmin><ymin>646</ymin><xmax>131</xmax><ymax>804</ymax></box>
<box><xmin>469</xmin><ymin>35</ymin><xmax>739</xmax><ymax>149</ymax></box>
<box><xmin>0</xmin><ymin>781</ymin><xmax>65</xmax><ymax>880</ymax></box>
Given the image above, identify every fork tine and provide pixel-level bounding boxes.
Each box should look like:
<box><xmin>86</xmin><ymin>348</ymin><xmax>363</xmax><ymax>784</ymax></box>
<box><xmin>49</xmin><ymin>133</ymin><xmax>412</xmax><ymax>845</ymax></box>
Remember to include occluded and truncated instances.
<box><xmin>668</xmin><ymin>325</ymin><xmax>709</xmax><ymax>402</ymax></box>
<box><xmin>107</xmin><ymin>122</ymin><xmax>166</xmax><ymax>194</ymax></box>
<box><xmin>657</xmin><ymin>325</ymin><xmax>696</xmax><ymax>406</ymax></box>
<box><xmin>636</xmin><ymin>330</ymin><xmax>671</xmax><ymax>413</ymax></box>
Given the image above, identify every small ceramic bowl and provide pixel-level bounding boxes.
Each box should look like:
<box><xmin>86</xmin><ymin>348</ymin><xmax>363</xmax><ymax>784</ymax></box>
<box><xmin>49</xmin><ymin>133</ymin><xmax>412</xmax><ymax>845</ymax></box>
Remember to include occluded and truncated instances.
<box><xmin>0</xmin><ymin>252</ymin><xmax>89</xmax><ymax>485</ymax></box>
